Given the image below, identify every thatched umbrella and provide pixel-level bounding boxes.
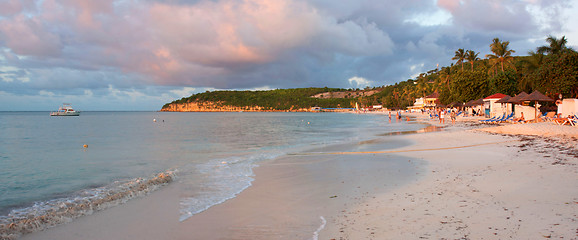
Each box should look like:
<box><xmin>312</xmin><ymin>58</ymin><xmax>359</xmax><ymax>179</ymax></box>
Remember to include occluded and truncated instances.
<box><xmin>518</xmin><ymin>90</ymin><xmax>554</xmax><ymax>121</ymax></box>
<box><xmin>506</xmin><ymin>92</ymin><xmax>529</xmax><ymax>104</ymax></box>
<box><xmin>464</xmin><ymin>98</ymin><xmax>484</xmax><ymax>106</ymax></box>
<box><xmin>448</xmin><ymin>102</ymin><xmax>463</xmax><ymax>108</ymax></box>
<box><xmin>494</xmin><ymin>95</ymin><xmax>512</xmax><ymax>103</ymax></box>
<box><xmin>463</xmin><ymin>98</ymin><xmax>484</xmax><ymax>115</ymax></box>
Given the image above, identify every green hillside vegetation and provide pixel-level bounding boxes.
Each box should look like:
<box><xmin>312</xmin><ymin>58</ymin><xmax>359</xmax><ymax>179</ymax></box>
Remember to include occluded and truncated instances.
<box><xmin>365</xmin><ymin>36</ymin><xmax>578</xmax><ymax>109</ymax></box>
<box><xmin>164</xmin><ymin>36</ymin><xmax>577</xmax><ymax>111</ymax></box>
<box><xmin>163</xmin><ymin>87</ymin><xmax>361</xmax><ymax>110</ymax></box>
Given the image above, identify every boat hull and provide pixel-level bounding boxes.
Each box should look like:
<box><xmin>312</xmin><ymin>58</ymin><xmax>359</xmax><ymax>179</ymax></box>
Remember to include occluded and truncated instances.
<box><xmin>50</xmin><ymin>112</ymin><xmax>80</xmax><ymax>116</ymax></box>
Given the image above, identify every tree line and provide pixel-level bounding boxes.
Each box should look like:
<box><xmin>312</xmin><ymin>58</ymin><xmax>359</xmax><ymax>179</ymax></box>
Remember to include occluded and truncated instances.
<box><xmin>367</xmin><ymin>35</ymin><xmax>577</xmax><ymax>109</ymax></box>
<box><xmin>162</xmin><ymin>87</ymin><xmax>357</xmax><ymax>110</ymax></box>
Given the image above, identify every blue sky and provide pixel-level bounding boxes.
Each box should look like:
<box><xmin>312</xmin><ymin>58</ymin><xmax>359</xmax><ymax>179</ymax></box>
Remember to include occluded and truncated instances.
<box><xmin>1</xmin><ymin>0</ymin><xmax>577</xmax><ymax>111</ymax></box>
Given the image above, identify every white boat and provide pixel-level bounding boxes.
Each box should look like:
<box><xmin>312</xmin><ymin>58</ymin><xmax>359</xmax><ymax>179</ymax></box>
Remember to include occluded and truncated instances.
<box><xmin>50</xmin><ymin>103</ymin><xmax>80</xmax><ymax>116</ymax></box>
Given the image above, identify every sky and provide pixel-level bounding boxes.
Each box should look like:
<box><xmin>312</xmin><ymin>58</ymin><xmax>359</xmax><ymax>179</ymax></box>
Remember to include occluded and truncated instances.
<box><xmin>1</xmin><ymin>0</ymin><xmax>577</xmax><ymax>111</ymax></box>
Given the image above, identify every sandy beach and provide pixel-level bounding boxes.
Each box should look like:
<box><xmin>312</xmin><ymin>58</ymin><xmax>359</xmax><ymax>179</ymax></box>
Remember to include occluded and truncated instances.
<box><xmin>20</xmin><ymin>113</ymin><xmax>578</xmax><ymax>240</ymax></box>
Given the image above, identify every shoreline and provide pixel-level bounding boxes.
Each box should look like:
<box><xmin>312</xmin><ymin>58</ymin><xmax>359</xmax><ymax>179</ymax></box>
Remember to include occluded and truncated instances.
<box><xmin>20</xmin><ymin>113</ymin><xmax>578</xmax><ymax>239</ymax></box>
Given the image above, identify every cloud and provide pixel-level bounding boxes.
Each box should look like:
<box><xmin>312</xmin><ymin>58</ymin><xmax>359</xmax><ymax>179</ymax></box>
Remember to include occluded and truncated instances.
<box><xmin>437</xmin><ymin>0</ymin><xmax>570</xmax><ymax>35</ymax></box>
<box><xmin>348</xmin><ymin>76</ymin><xmax>372</xmax><ymax>88</ymax></box>
<box><xmin>0</xmin><ymin>0</ymin><xmax>576</xmax><ymax>110</ymax></box>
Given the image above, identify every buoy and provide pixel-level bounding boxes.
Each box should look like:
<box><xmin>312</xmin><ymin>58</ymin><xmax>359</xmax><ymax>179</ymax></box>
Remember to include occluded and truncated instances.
<box><xmin>83</xmin><ymin>144</ymin><xmax>88</xmax><ymax>148</ymax></box>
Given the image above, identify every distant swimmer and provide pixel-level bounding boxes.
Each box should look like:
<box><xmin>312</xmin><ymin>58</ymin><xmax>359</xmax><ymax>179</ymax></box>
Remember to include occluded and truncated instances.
<box><xmin>153</xmin><ymin>119</ymin><xmax>157</xmax><ymax>122</ymax></box>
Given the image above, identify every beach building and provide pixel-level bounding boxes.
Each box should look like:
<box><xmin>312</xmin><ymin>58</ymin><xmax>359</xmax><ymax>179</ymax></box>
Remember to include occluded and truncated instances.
<box><xmin>372</xmin><ymin>105</ymin><xmax>383</xmax><ymax>110</ymax></box>
<box><xmin>494</xmin><ymin>95</ymin><xmax>513</xmax><ymax>117</ymax></box>
<box><xmin>408</xmin><ymin>97</ymin><xmax>425</xmax><ymax>111</ymax></box>
<box><xmin>483</xmin><ymin>93</ymin><xmax>508</xmax><ymax>118</ymax></box>
<box><xmin>424</xmin><ymin>92</ymin><xmax>439</xmax><ymax>108</ymax></box>
<box><xmin>557</xmin><ymin>99</ymin><xmax>578</xmax><ymax>117</ymax></box>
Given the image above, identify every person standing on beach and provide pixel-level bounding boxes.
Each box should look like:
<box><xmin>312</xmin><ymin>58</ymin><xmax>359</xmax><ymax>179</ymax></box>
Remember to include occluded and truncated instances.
<box><xmin>440</xmin><ymin>110</ymin><xmax>445</xmax><ymax>124</ymax></box>
<box><xmin>451</xmin><ymin>110</ymin><xmax>456</xmax><ymax>124</ymax></box>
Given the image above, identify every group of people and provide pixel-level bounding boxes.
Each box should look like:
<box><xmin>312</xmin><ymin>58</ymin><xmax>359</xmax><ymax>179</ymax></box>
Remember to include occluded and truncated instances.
<box><xmin>426</xmin><ymin>109</ymin><xmax>458</xmax><ymax>124</ymax></box>
<box><xmin>438</xmin><ymin>109</ymin><xmax>457</xmax><ymax>124</ymax></box>
<box><xmin>388</xmin><ymin>110</ymin><xmax>405</xmax><ymax>122</ymax></box>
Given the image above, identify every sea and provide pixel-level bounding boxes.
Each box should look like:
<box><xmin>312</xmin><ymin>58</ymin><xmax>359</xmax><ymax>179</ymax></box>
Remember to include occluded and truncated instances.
<box><xmin>0</xmin><ymin>111</ymin><xmax>426</xmax><ymax>234</ymax></box>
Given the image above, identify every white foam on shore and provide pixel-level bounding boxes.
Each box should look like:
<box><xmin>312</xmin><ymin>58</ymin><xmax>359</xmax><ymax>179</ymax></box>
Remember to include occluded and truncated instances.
<box><xmin>312</xmin><ymin>216</ymin><xmax>327</xmax><ymax>240</ymax></box>
<box><xmin>178</xmin><ymin>152</ymin><xmax>283</xmax><ymax>222</ymax></box>
<box><xmin>0</xmin><ymin>170</ymin><xmax>176</xmax><ymax>240</ymax></box>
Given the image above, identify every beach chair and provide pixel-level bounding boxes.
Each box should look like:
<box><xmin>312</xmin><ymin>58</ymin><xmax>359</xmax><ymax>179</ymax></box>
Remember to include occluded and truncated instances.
<box><xmin>493</xmin><ymin>113</ymin><xmax>511</xmax><ymax>124</ymax></box>
<box><xmin>497</xmin><ymin>113</ymin><xmax>514</xmax><ymax>123</ymax></box>
<box><xmin>553</xmin><ymin>115</ymin><xmax>576</xmax><ymax>126</ymax></box>
<box><xmin>479</xmin><ymin>116</ymin><xmax>496</xmax><ymax>123</ymax></box>
<box><xmin>541</xmin><ymin>112</ymin><xmax>556</xmax><ymax>122</ymax></box>
<box><xmin>480</xmin><ymin>114</ymin><xmax>503</xmax><ymax>124</ymax></box>
<box><xmin>568</xmin><ymin>114</ymin><xmax>578</xmax><ymax>127</ymax></box>
<box><xmin>489</xmin><ymin>113</ymin><xmax>507</xmax><ymax>124</ymax></box>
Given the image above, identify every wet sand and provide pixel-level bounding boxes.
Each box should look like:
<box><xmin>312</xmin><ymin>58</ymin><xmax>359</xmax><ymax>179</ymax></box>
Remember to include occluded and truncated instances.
<box><xmin>21</xmin><ymin>113</ymin><xmax>578</xmax><ymax>239</ymax></box>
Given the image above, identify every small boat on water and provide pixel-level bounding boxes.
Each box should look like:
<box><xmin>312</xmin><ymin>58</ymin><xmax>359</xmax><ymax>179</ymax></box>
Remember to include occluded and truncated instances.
<box><xmin>50</xmin><ymin>103</ymin><xmax>80</xmax><ymax>116</ymax></box>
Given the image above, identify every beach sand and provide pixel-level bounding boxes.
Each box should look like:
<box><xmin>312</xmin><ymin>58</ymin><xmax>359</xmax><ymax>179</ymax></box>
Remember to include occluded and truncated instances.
<box><xmin>21</xmin><ymin>114</ymin><xmax>578</xmax><ymax>240</ymax></box>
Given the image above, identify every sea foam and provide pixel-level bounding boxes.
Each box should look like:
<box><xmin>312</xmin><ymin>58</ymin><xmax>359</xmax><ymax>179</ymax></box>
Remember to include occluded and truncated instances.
<box><xmin>179</xmin><ymin>152</ymin><xmax>283</xmax><ymax>221</ymax></box>
<box><xmin>0</xmin><ymin>170</ymin><xmax>176</xmax><ymax>240</ymax></box>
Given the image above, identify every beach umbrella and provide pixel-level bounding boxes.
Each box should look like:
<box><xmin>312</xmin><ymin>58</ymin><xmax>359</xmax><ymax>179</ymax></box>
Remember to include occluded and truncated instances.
<box><xmin>472</xmin><ymin>98</ymin><xmax>484</xmax><ymax>106</ymax></box>
<box><xmin>448</xmin><ymin>102</ymin><xmax>463</xmax><ymax>108</ymax></box>
<box><xmin>506</xmin><ymin>92</ymin><xmax>529</xmax><ymax>104</ymax></box>
<box><xmin>494</xmin><ymin>95</ymin><xmax>512</xmax><ymax>103</ymax></box>
<box><xmin>518</xmin><ymin>90</ymin><xmax>554</xmax><ymax>121</ymax></box>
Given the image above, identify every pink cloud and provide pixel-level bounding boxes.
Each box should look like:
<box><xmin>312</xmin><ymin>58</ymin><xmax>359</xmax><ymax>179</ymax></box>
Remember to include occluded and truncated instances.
<box><xmin>0</xmin><ymin>15</ymin><xmax>62</xmax><ymax>56</ymax></box>
<box><xmin>437</xmin><ymin>0</ymin><xmax>460</xmax><ymax>13</ymax></box>
<box><xmin>0</xmin><ymin>0</ymin><xmax>395</xmax><ymax>86</ymax></box>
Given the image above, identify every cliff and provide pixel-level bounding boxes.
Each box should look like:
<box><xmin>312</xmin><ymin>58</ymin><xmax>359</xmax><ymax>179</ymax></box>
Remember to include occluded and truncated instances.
<box><xmin>160</xmin><ymin>101</ymin><xmax>311</xmax><ymax>112</ymax></box>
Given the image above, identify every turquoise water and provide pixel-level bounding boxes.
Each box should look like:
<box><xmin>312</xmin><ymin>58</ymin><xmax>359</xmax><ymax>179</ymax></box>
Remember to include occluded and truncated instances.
<box><xmin>0</xmin><ymin>111</ymin><xmax>425</xmax><ymax>223</ymax></box>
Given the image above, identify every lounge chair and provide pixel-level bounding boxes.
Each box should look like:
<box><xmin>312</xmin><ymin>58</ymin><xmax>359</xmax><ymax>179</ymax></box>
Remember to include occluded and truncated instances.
<box><xmin>487</xmin><ymin>114</ymin><xmax>505</xmax><ymax>124</ymax></box>
<box><xmin>493</xmin><ymin>113</ymin><xmax>513</xmax><ymax>124</ymax></box>
<box><xmin>553</xmin><ymin>115</ymin><xmax>577</xmax><ymax>126</ymax></box>
<box><xmin>497</xmin><ymin>113</ymin><xmax>514</xmax><ymax>123</ymax></box>
<box><xmin>479</xmin><ymin>115</ymin><xmax>497</xmax><ymax>123</ymax></box>
<box><xmin>541</xmin><ymin>112</ymin><xmax>556</xmax><ymax>122</ymax></box>
<box><xmin>480</xmin><ymin>114</ymin><xmax>504</xmax><ymax>124</ymax></box>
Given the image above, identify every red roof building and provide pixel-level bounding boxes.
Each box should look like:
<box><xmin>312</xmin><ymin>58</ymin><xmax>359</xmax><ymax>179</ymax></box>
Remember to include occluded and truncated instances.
<box><xmin>483</xmin><ymin>93</ymin><xmax>509</xmax><ymax>118</ymax></box>
<box><xmin>484</xmin><ymin>93</ymin><xmax>508</xmax><ymax>100</ymax></box>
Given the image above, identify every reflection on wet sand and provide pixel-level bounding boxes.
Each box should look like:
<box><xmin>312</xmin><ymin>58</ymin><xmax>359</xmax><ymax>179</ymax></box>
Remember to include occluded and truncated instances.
<box><xmin>379</xmin><ymin>125</ymin><xmax>444</xmax><ymax>136</ymax></box>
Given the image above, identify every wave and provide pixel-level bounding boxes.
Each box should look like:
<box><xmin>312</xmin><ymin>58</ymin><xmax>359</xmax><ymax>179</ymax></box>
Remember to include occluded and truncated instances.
<box><xmin>179</xmin><ymin>152</ymin><xmax>283</xmax><ymax>222</ymax></box>
<box><xmin>0</xmin><ymin>170</ymin><xmax>176</xmax><ymax>240</ymax></box>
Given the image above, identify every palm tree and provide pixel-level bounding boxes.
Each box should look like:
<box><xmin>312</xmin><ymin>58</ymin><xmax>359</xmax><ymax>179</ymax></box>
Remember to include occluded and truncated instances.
<box><xmin>520</xmin><ymin>51</ymin><xmax>544</xmax><ymax>73</ymax></box>
<box><xmin>438</xmin><ymin>66</ymin><xmax>451</xmax><ymax>88</ymax></box>
<box><xmin>518</xmin><ymin>51</ymin><xmax>544</xmax><ymax>92</ymax></box>
<box><xmin>485</xmin><ymin>38</ymin><xmax>516</xmax><ymax>72</ymax></box>
<box><xmin>489</xmin><ymin>38</ymin><xmax>501</xmax><ymax>54</ymax></box>
<box><xmin>537</xmin><ymin>35</ymin><xmax>568</xmax><ymax>55</ymax></box>
<box><xmin>416</xmin><ymin>75</ymin><xmax>428</xmax><ymax>98</ymax></box>
<box><xmin>452</xmin><ymin>48</ymin><xmax>466</xmax><ymax>71</ymax></box>
<box><xmin>465</xmin><ymin>50</ymin><xmax>480</xmax><ymax>71</ymax></box>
